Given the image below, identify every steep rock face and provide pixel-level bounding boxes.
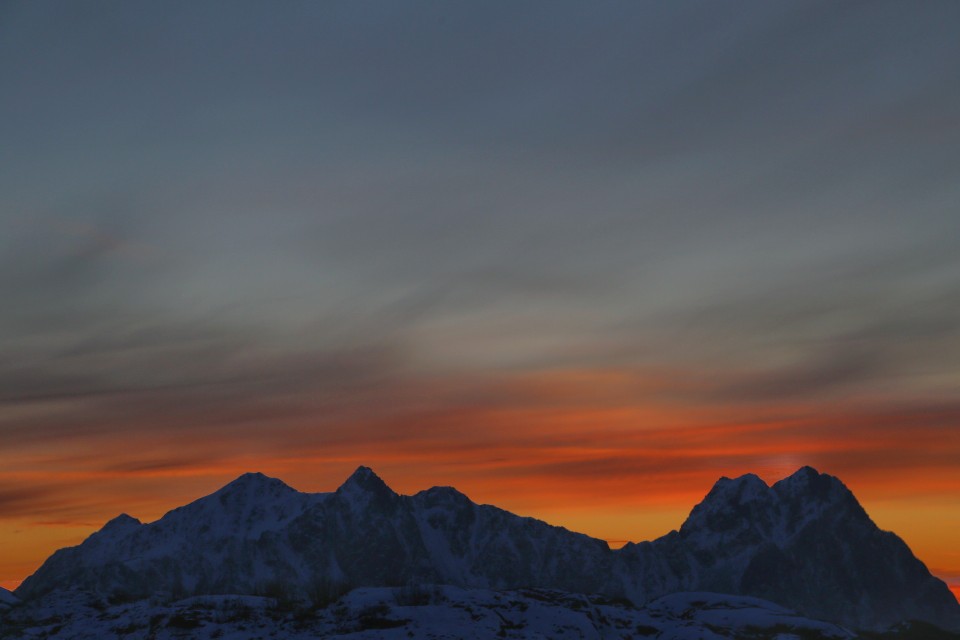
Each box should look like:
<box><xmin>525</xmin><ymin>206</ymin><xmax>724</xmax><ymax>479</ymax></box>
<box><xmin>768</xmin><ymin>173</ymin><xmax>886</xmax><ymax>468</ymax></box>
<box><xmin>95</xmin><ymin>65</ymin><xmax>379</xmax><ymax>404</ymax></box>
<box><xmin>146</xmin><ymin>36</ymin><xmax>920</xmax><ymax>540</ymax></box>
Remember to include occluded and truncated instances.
<box><xmin>408</xmin><ymin>487</ymin><xmax>612</xmax><ymax>593</ymax></box>
<box><xmin>16</xmin><ymin>473</ymin><xmax>328</xmax><ymax>600</ymax></box>
<box><xmin>14</xmin><ymin>466</ymin><xmax>960</xmax><ymax>631</ymax></box>
<box><xmin>17</xmin><ymin>467</ymin><xmax>612</xmax><ymax>603</ymax></box>
<box><xmin>286</xmin><ymin>468</ymin><xmax>614</xmax><ymax>593</ymax></box>
<box><xmin>669</xmin><ymin>466</ymin><xmax>960</xmax><ymax>630</ymax></box>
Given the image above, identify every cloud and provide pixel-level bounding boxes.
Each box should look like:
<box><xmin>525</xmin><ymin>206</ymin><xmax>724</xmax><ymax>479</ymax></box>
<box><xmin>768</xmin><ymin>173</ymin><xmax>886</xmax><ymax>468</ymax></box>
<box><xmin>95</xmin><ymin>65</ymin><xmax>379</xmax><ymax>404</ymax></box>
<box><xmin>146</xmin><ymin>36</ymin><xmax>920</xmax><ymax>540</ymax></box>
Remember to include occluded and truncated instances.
<box><xmin>2</xmin><ymin>0</ymin><xmax>959</xmax><ymax>587</ymax></box>
<box><xmin>696</xmin><ymin>348</ymin><xmax>886</xmax><ymax>402</ymax></box>
<box><xmin>0</xmin><ymin>486</ymin><xmax>61</xmax><ymax>515</ymax></box>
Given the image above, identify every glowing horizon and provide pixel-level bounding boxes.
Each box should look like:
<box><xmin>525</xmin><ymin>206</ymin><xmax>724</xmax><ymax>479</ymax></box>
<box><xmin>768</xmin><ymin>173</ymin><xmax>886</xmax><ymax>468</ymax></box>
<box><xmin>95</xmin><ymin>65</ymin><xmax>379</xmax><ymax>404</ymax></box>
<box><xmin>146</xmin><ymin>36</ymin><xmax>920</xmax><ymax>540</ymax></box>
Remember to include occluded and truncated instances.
<box><xmin>2</xmin><ymin>457</ymin><xmax>958</xmax><ymax>604</ymax></box>
<box><xmin>2</xmin><ymin>0</ymin><xmax>959</xmax><ymax>612</ymax></box>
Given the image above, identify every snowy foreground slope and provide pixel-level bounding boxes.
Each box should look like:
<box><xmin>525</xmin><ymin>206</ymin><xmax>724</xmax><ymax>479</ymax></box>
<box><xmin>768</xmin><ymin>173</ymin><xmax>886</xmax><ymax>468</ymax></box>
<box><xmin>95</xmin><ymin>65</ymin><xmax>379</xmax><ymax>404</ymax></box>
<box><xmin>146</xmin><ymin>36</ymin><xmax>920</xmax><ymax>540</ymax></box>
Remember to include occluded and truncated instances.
<box><xmin>10</xmin><ymin>466</ymin><xmax>960</xmax><ymax>634</ymax></box>
<box><xmin>1</xmin><ymin>585</ymin><xmax>858</xmax><ymax>640</ymax></box>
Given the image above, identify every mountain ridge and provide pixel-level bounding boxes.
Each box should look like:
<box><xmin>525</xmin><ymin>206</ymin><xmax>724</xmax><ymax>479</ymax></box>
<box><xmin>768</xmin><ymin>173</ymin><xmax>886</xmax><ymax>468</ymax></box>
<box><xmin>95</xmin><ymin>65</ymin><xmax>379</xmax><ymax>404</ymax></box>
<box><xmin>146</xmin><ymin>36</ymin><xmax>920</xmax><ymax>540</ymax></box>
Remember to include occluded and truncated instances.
<box><xmin>14</xmin><ymin>466</ymin><xmax>960</xmax><ymax>632</ymax></box>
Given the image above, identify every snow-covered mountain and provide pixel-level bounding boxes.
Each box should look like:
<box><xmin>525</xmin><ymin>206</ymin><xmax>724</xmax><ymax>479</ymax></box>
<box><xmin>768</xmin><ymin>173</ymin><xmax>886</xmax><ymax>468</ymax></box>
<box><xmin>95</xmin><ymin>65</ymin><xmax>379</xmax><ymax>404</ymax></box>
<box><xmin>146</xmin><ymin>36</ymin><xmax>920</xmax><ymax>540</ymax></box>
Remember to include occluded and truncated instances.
<box><xmin>13</xmin><ymin>466</ymin><xmax>960</xmax><ymax>632</ymax></box>
<box><xmin>658</xmin><ymin>467</ymin><xmax>960</xmax><ymax>629</ymax></box>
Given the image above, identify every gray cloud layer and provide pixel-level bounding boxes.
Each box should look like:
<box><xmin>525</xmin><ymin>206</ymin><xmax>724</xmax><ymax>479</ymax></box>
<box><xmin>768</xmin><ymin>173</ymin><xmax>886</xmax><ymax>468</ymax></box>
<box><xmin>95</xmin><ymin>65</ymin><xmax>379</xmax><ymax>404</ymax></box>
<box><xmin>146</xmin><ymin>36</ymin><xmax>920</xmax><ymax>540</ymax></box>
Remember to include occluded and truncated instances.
<box><xmin>1</xmin><ymin>1</ymin><xmax>959</xmax><ymax>484</ymax></box>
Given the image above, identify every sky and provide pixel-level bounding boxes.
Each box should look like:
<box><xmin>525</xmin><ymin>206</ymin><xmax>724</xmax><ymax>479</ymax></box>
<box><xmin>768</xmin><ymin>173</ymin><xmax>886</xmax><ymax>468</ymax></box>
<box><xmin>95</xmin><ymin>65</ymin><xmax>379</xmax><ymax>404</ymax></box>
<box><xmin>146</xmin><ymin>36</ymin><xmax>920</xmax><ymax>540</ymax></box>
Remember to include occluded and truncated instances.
<box><xmin>1</xmin><ymin>0</ymin><xmax>959</xmax><ymax>600</ymax></box>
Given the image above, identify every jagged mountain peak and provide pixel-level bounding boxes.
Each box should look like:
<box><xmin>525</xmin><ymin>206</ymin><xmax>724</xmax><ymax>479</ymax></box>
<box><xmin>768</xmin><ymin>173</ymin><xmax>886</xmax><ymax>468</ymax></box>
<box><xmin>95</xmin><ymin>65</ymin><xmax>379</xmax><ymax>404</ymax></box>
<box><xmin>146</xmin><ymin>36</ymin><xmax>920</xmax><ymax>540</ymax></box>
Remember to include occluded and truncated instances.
<box><xmin>337</xmin><ymin>465</ymin><xmax>395</xmax><ymax>497</ymax></box>
<box><xmin>82</xmin><ymin>513</ymin><xmax>143</xmax><ymax>549</ymax></box>
<box><xmin>769</xmin><ymin>466</ymin><xmax>870</xmax><ymax>536</ymax></box>
<box><xmin>230</xmin><ymin>470</ymin><xmax>272</xmax><ymax>484</ymax></box>
<box><xmin>216</xmin><ymin>471</ymin><xmax>296</xmax><ymax>496</ymax></box>
<box><xmin>790</xmin><ymin>464</ymin><xmax>820</xmax><ymax>478</ymax></box>
<box><xmin>345</xmin><ymin>464</ymin><xmax>378</xmax><ymax>481</ymax></box>
<box><xmin>681</xmin><ymin>473</ymin><xmax>774</xmax><ymax>533</ymax></box>
<box><xmin>680</xmin><ymin>467</ymin><xmax>866</xmax><ymax>538</ymax></box>
<box><xmin>691</xmin><ymin>467</ymin><xmax>856</xmax><ymax>515</ymax></box>
<box><xmin>772</xmin><ymin>466</ymin><xmax>850</xmax><ymax>500</ymax></box>
<box><xmin>118</xmin><ymin>471</ymin><xmax>322</xmax><ymax>547</ymax></box>
<box><xmin>707</xmin><ymin>473</ymin><xmax>771</xmax><ymax>501</ymax></box>
<box><xmin>13</xmin><ymin>465</ymin><xmax>959</xmax><ymax>632</ymax></box>
<box><xmin>676</xmin><ymin>466</ymin><xmax>878</xmax><ymax>564</ymax></box>
<box><xmin>679</xmin><ymin>474</ymin><xmax>778</xmax><ymax>552</ymax></box>
<box><xmin>104</xmin><ymin>512</ymin><xmax>141</xmax><ymax>528</ymax></box>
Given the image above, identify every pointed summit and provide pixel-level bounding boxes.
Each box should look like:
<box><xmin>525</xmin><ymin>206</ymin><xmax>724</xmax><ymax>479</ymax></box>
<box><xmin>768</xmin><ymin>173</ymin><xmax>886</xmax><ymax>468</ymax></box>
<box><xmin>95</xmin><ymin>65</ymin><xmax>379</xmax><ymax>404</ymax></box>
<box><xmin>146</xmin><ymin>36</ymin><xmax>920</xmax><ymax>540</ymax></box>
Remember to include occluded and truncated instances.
<box><xmin>338</xmin><ymin>465</ymin><xmax>393</xmax><ymax>494</ymax></box>
<box><xmin>216</xmin><ymin>471</ymin><xmax>296</xmax><ymax>498</ymax></box>
<box><xmin>347</xmin><ymin>465</ymin><xmax>377</xmax><ymax>480</ymax></box>
<box><xmin>776</xmin><ymin>465</ymin><xmax>822</xmax><ymax>488</ymax></box>
<box><xmin>771</xmin><ymin>466</ymin><xmax>866</xmax><ymax>531</ymax></box>
<box><xmin>336</xmin><ymin>466</ymin><xmax>397</xmax><ymax>511</ymax></box>
<box><xmin>681</xmin><ymin>473</ymin><xmax>776</xmax><ymax>544</ymax></box>
<box><xmin>780</xmin><ymin>465</ymin><xmax>834</xmax><ymax>485</ymax></box>
<box><xmin>772</xmin><ymin>466</ymin><xmax>852</xmax><ymax>503</ymax></box>
<box><xmin>224</xmin><ymin>471</ymin><xmax>274</xmax><ymax>487</ymax></box>
<box><xmin>689</xmin><ymin>473</ymin><xmax>772</xmax><ymax>517</ymax></box>
<box><xmin>792</xmin><ymin>465</ymin><xmax>820</xmax><ymax>477</ymax></box>
<box><xmin>103</xmin><ymin>513</ymin><xmax>141</xmax><ymax>530</ymax></box>
<box><xmin>236</xmin><ymin>471</ymin><xmax>271</xmax><ymax>482</ymax></box>
<box><xmin>709</xmin><ymin>473</ymin><xmax>769</xmax><ymax>500</ymax></box>
<box><xmin>96</xmin><ymin>513</ymin><xmax>142</xmax><ymax>539</ymax></box>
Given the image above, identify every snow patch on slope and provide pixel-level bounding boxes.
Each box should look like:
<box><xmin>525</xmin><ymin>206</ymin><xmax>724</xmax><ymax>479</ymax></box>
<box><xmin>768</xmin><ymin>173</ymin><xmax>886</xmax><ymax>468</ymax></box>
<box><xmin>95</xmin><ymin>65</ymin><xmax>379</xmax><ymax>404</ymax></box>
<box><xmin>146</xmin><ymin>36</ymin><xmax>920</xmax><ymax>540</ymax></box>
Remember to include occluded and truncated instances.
<box><xmin>1</xmin><ymin>585</ymin><xmax>856</xmax><ymax>640</ymax></box>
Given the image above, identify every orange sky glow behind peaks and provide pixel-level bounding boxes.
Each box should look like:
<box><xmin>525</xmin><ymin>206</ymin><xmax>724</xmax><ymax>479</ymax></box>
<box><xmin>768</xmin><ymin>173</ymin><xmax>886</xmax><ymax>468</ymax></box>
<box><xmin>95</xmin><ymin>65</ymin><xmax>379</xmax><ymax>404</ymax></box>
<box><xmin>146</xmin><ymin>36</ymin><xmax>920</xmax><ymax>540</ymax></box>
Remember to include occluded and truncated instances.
<box><xmin>3</xmin><ymin>0</ymin><xmax>960</xmax><ymax>617</ymax></box>
<box><xmin>2</xmin><ymin>375</ymin><xmax>959</xmax><ymax>603</ymax></box>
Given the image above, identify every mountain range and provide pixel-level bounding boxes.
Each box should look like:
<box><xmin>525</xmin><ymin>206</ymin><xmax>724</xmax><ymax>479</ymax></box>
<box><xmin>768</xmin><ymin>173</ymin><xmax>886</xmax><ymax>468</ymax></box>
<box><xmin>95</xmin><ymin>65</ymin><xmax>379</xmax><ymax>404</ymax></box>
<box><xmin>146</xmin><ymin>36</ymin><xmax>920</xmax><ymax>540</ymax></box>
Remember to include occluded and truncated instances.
<box><xmin>11</xmin><ymin>466</ymin><xmax>960</xmax><ymax>634</ymax></box>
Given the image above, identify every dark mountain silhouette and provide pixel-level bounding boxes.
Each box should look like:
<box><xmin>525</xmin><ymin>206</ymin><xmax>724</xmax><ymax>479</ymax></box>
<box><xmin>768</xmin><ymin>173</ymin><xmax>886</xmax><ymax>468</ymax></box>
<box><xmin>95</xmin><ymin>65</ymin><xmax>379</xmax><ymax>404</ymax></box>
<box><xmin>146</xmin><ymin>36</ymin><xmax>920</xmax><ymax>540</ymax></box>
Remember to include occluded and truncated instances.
<box><xmin>14</xmin><ymin>466</ymin><xmax>960</xmax><ymax>631</ymax></box>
